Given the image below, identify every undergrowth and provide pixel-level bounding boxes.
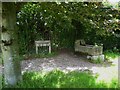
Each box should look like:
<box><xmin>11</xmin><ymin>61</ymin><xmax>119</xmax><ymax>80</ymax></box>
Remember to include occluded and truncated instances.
<box><xmin>4</xmin><ymin>70</ymin><xmax>118</xmax><ymax>88</ymax></box>
<box><xmin>104</xmin><ymin>50</ymin><xmax>120</xmax><ymax>60</ymax></box>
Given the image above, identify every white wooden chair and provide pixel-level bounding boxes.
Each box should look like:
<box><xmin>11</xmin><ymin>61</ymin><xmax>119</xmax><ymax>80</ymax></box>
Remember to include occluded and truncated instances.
<box><xmin>35</xmin><ymin>40</ymin><xmax>51</xmax><ymax>54</ymax></box>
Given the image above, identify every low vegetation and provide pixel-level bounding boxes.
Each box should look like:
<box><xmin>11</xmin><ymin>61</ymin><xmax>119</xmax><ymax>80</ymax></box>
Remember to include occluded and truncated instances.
<box><xmin>3</xmin><ymin>70</ymin><xmax>118</xmax><ymax>88</ymax></box>
<box><xmin>90</xmin><ymin>58</ymin><xmax>103</xmax><ymax>64</ymax></box>
<box><xmin>104</xmin><ymin>50</ymin><xmax>120</xmax><ymax>60</ymax></box>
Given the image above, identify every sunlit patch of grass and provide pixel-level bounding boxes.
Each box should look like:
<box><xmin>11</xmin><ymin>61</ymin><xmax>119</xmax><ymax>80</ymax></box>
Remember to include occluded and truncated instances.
<box><xmin>104</xmin><ymin>50</ymin><xmax>120</xmax><ymax>60</ymax></box>
<box><xmin>0</xmin><ymin>75</ymin><xmax>2</xmax><ymax>89</ymax></box>
<box><xmin>96</xmin><ymin>76</ymin><xmax>118</xmax><ymax>88</ymax></box>
<box><xmin>9</xmin><ymin>70</ymin><xmax>118</xmax><ymax>88</ymax></box>
<box><xmin>109</xmin><ymin>78</ymin><xmax>118</xmax><ymax>88</ymax></box>
<box><xmin>91</xmin><ymin>58</ymin><xmax>118</xmax><ymax>88</ymax></box>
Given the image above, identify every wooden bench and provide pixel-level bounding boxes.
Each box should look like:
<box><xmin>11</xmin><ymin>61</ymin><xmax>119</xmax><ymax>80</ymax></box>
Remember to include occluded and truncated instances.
<box><xmin>75</xmin><ymin>40</ymin><xmax>104</xmax><ymax>61</ymax></box>
<box><xmin>75</xmin><ymin>40</ymin><xmax>103</xmax><ymax>55</ymax></box>
<box><xmin>35</xmin><ymin>40</ymin><xmax>51</xmax><ymax>54</ymax></box>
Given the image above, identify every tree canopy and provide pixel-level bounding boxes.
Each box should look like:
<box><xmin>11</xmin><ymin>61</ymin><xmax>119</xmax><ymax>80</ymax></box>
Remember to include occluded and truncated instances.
<box><xmin>16</xmin><ymin>2</ymin><xmax>119</xmax><ymax>54</ymax></box>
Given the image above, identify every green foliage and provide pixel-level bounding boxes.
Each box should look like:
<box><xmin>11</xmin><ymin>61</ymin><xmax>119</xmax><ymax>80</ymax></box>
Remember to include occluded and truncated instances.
<box><xmin>104</xmin><ymin>50</ymin><xmax>120</xmax><ymax>60</ymax></box>
<box><xmin>17</xmin><ymin>2</ymin><xmax>120</xmax><ymax>55</ymax></box>
<box><xmin>90</xmin><ymin>58</ymin><xmax>103</xmax><ymax>64</ymax></box>
<box><xmin>6</xmin><ymin>70</ymin><xmax>118</xmax><ymax>88</ymax></box>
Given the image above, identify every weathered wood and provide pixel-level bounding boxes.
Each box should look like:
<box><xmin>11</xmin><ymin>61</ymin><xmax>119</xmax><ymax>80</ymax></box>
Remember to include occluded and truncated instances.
<box><xmin>35</xmin><ymin>40</ymin><xmax>51</xmax><ymax>54</ymax></box>
<box><xmin>1</xmin><ymin>2</ymin><xmax>22</xmax><ymax>86</ymax></box>
<box><xmin>75</xmin><ymin>40</ymin><xmax>104</xmax><ymax>61</ymax></box>
<box><xmin>75</xmin><ymin>40</ymin><xmax>103</xmax><ymax>56</ymax></box>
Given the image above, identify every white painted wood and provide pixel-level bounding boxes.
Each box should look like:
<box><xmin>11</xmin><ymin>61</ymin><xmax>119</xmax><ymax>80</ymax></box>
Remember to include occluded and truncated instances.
<box><xmin>35</xmin><ymin>40</ymin><xmax>51</xmax><ymax>54</ymax></box>
<box><xmin>49</xmin><ymin>44</ymin><xmax>51</xmax><ymax>53</ymax></box>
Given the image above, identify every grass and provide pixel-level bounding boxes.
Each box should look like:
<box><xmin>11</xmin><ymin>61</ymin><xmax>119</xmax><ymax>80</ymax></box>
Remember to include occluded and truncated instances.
<box><xmin>4</xmin><ymin>70</ymin><xmax>118</xmax><ymax>88</ymax></box>
<box><xmin>104</xmin><ymin>50</ymin><xmax>120</xmax><ymax>60</ymax></box>
<box><xmin>0</xmin><ymin>75</ymin><xmax>2</xmax><ymax>89</ymax></box>
<box><xmin>90</xmin><ymin>58</ymin><xmax>103</xmax><ymax>64</ymax></box>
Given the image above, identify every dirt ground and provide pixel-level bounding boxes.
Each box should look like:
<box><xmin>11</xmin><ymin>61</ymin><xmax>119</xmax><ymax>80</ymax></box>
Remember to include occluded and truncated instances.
<box><xmin>21</xmin><ymin>52</ymin><xmax>109</xmax><ymax>72</ymax></box>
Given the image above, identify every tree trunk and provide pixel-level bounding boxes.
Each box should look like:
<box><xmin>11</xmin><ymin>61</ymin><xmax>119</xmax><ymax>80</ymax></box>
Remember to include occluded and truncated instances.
<box><xmin>1</xmin><ymin>2</ymin><xmax>22</xmax><ymax>86</ymax></box>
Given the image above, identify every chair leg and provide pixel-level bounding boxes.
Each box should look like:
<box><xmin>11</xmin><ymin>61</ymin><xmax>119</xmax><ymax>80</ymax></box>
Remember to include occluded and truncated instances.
<box><xmin>36</xmin><ymin>46</ymin><xmax>38</xmax><ymax>54</ymax></box>
<box><xmin>49</xmin><ymin>46</ymin><xmax>51</xmax><ymax>53</ymax></box>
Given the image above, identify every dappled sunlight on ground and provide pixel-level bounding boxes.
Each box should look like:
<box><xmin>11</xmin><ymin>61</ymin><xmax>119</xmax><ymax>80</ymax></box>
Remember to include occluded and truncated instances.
<box><xmin>90</xmin><ymin>57</ymin><xmax>118</xmax><ymax>83</ymax></box>
<box><xmin>21</xmin><ymin>53</ymin><xmax>118</xmax><ymax>85</ymax></box>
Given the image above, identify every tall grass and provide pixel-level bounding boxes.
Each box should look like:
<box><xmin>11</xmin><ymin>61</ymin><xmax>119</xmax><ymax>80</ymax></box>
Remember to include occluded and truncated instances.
<box><xmin>104</xmin><ymin>50</ymin><xmax>120</xmax><ymax>60</ymax></box>
<box><xmin>4</xmin><ymin>70</ymin><xmax>118</xmax><ymax>88</ymax></box>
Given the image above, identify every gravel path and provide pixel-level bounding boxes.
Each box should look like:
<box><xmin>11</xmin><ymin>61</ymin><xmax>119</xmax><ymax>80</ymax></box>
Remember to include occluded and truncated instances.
<box><xmin>21</xmin><ymin>52</ymin><xmax>113</xmax><ymax>73</ymax></box>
